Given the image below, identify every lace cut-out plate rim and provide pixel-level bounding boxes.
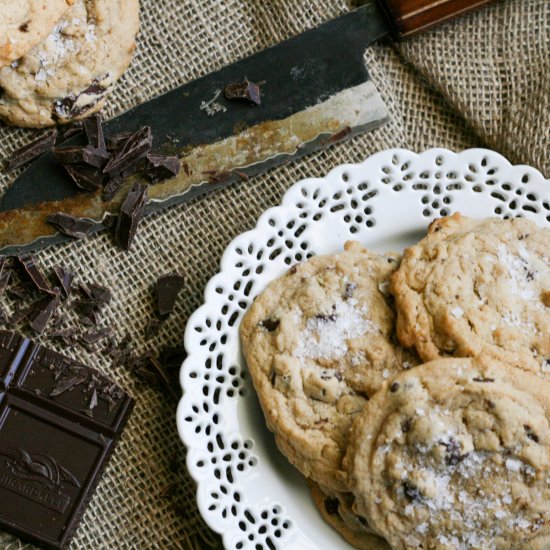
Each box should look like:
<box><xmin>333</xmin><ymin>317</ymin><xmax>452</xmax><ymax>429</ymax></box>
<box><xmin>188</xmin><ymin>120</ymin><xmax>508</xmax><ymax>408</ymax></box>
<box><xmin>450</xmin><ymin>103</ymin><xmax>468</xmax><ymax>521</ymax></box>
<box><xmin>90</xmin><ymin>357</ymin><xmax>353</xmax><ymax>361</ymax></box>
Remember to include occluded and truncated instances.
<box><xmin>176</xmin><ymin>148</ymin><xmax>549</xmax><ymax>550</ymax></box>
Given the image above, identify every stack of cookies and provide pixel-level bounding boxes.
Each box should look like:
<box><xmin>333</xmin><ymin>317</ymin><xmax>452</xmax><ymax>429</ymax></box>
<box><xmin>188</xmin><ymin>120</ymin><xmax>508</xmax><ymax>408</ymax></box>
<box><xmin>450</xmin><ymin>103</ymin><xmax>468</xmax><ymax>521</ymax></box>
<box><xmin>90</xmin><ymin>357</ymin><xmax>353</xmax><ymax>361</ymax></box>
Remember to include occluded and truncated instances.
<box><xmin>0</xmin><ymin>0</ymin><xmax>140</xmax><ymax>127</ymax></box>
<box><xmin>240</xmin><ymin>213</ymin><xmax>550</xmax><ymax>549</ymax></box>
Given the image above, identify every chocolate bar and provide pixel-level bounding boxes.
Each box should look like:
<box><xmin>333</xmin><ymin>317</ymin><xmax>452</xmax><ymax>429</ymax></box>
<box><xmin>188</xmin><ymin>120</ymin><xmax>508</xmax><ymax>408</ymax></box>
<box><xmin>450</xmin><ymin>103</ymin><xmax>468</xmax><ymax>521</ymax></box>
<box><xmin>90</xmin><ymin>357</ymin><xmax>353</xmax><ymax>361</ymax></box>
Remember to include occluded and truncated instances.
<box><xmin>0</xmin><ymin>330</ymin><xmax>133</xmax><ymax>549</ymax></box>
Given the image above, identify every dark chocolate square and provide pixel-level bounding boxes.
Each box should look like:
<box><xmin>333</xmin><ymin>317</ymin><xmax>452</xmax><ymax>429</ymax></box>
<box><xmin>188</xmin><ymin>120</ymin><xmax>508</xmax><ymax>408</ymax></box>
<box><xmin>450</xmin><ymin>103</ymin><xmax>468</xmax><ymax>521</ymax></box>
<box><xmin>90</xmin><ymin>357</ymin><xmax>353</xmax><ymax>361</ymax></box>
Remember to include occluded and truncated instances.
<box><xmin>0</xmin><ymin>331</ymin><xmax>133</xmax><ymax>549</ymax></box>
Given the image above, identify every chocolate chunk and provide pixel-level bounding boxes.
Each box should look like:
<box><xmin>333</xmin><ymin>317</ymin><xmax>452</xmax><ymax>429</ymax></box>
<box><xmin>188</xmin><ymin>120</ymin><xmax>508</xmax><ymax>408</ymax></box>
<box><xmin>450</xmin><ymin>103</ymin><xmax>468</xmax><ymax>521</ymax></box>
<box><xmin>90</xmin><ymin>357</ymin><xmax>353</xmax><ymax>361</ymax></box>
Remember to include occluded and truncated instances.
<box><xmin>0</xmin><ymin>330</ymin><xmax>133</xmax><ymax>548</ymax></box>
<box><xmin>224</xmin><ymin>80</ymin><xmax>261</xmax><ymax>105</ymax></box>
<box><xmin>86</xmin><ymin>283</ymin><xmax>111</xmax><ymax>306</ymax></box>
<box><xmin>524</xmin><ymin>425</ymin><xmax>540</xmax><ymax>443</ymax></box>
<box><xmin>47</xmin><ymin>213</ymin><xmax>97</xmax><ymax>239</ymax></box>
<box><xmin>260</xmin><ymin>318</ymin><xmax>279</xmax><ymax>332</ymax></box>
<box><xmin>324</xmin><ymin>497</ymin><xmax>339</xmax><ymax>515</ymax></box>
<box><xmin>81</xmin><ymin>327</ymin><xmax>112</xmax><ymax>345</ymax></box>
<box><xmin>82</xmin><ymin>114</ymin><xmax>106</xmax><ymax>151</ymax></box>
<box><xmin>6</xmin><ymin>129</ymin><xmax>57</xmax><ymax>171</ymax></box>
<box><xmin>403</xmin><ymin>482</ymin><xmax>422</xmax><ymax>502</ymax></box>
<box><xmin>16</xmin><ymin>255</ymin><xmax>52</xmax><ymax>294</ymax></box>
<box><xmin>101</xmin><ymin>175</ymin><xmax>124</xmax><ymax>201</ymax></box>
<box><xmin>439</xmin><ymin>437</ymin><xmax>467</xmax><ymax>466</ymax></box>
<box><xmin>54</xmin><ymin>145</ymin><xmax>109</xmax><ymax>168</ymax></box>
<box><xmin>0</xmin><ymin>259</ymin><xmax>11</xmax><ymax>295</ymax></box>
<box><xmin>29</xmin><ymin>291</ymin><xmax>60</xmax><ymax>334</ymax></box>
<box><xmin>158</xmin><ymin>345</ymin><xmax>187</xmax><ymax>370</ymax></box>
<box><xmin>103</xmin><ymin>127</ymin><xmax>152</xmax><ymax>176</ymax></box>
<box><xmin>314</xmin><ymin>313</ymin><xmax>337</xmax><ymax>322</ymax></box>
<box><xmin>52</xmin><ymin>266</ymin><xmax>74</xmax><ymax>298</ymax></box>
<box><xmin>106</xmin><ymin>131</ymin><xmax>133</xmax><ymax>151</ymax></box>
<box><xmin>64</xmin><ymin>164</ymin><xmax>104</xmax><ymax>191</ymax></box>
<box><xmin>472</xmin><ymin>377</ymin><xmax>495</xmax><ymax>383</ymax></box>
<box><xmin>156</xmin><ymin>273</ymin><xmax>184</xmax><ymax>318</ymax></box>
<box><xmin>145</xmin><ymin>153</ymin><xmax>181</xmax><ymax>183</ymax></box>
<box><xmin>55</xmin><ymin>122</ymin><xmax>84</xmax><ymax>144</ymax></box>
<box><xmin>52</xmin><ymin>77</ymin><xmax>110</xmax><ymax>120</ymax></box>
<box><xmin>115</xmin><ymin>182</ymin><xmax>148</xmax><ymax>251</ymax></box>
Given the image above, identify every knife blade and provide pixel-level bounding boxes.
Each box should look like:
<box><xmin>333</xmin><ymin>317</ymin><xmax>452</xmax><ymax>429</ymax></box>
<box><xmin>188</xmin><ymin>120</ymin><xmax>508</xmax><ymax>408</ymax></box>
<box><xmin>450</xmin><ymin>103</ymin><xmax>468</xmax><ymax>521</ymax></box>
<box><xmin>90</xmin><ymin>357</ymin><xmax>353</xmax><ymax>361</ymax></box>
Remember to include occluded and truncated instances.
<box><xmin>0</xmin><ymin>0</ymin><xmax>493</xmax><ymax>256</ymax></box>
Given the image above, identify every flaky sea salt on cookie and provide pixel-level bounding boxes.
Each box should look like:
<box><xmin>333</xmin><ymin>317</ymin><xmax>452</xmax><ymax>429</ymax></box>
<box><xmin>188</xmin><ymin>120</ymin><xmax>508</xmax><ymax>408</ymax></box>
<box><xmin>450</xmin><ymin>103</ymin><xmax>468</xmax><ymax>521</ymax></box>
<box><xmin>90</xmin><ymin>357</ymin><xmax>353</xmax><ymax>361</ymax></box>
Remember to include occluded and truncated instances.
<box><xmin>0</xmin><ymin>0</ymin><xmax>139</xmax><ymax>127</ymax></box>
<box><xmin>344</xmin><ymin>356</ymin><xmax>550</xmax><ymax>550</ymax></box>
<box><xmin>390</xmin><ymin>213</ymin><xmax>550</xmax><ymax>374</ymax></box>
<box><xmin>240</xmin><ymin>241</ymin><xmax>418</xmax><ymax>492</ymax></box>
<box><xmin>0</xmin><ymin>0</ymin><xmax>73</xmax><ymax>67</ymax></box>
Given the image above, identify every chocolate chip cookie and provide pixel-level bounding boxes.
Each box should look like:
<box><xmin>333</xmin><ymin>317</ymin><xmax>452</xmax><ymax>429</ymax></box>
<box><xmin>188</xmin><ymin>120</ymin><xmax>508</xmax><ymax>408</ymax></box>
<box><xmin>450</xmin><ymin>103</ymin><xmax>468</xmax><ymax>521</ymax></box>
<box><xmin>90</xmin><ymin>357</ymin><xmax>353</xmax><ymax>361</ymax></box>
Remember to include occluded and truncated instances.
<box><xmin>0</xmin><ymin>0</ymin><xmax>140</xmax><ymax>127</ymax></box>
<box><xmin>0</xmin><ymin>0</ymin><xmax>73</xmax><ymax>67</ymax></box>
<box><xmin>240</xmin><ymin>241</ymin><xmax>418</xmax><ymax>492</ymax></box>
<box><xmin>345</xmin><ymin>356</ymin><xmax>550</xmax><ymax>549</ymax></box>
<box><xmin>390</xmin><ymin>213</ymin><xmax>550</xmax><ymax>374</ymax></box>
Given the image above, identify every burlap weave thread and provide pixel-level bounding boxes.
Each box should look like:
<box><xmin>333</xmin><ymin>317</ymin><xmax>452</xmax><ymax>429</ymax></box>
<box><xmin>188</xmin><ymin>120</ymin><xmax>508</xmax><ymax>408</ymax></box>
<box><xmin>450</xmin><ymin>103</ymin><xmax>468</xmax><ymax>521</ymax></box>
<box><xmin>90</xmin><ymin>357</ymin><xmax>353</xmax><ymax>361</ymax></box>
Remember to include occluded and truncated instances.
<box><xmin>0</xmin><ymin>0</ymin><xmax>547</xmax><ymax>548</ymax></box>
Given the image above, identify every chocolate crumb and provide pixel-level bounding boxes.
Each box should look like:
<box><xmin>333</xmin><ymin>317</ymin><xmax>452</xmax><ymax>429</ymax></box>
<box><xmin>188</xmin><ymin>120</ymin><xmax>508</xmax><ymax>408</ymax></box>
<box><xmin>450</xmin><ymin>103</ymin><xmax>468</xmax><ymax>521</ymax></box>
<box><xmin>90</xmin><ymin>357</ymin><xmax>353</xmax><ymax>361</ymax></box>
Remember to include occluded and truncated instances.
<box><xmin>18</xmin><ymin>22</ymin><xmax>29</xmax><ymax>32</ymax></box>
<box><xmin>524</xmin><ymin>425</ymin><xmax>540</xmax><ymax>443</ymax></box>
<box><xmin>224</xmin><ymin>80</ymin><xmax>261</xmax><ymax>106</ymax></box>
<box><xmin>390</xmin><ymin>382</ymin><xmax>399</xmax><ymax>393</ymax></box>
<box><xmin>472</xmin><ymin>377</ymin><xmax>495</xmax><ymax>383</ymax></box>
<box><xmin>403</xmin><ymin>482</ymin><xmax>422</xmax><ymax>502</ymax></box>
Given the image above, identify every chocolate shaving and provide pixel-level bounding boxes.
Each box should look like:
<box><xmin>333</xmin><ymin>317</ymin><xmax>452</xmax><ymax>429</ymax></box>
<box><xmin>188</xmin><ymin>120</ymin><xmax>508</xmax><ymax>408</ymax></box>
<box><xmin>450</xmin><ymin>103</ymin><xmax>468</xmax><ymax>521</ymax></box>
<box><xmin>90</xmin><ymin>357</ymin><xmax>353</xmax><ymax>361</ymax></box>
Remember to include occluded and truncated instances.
<box><xmin>103</xmin><ymin>127</ymin><xmax>152</xmax><ymax>176</ymax></box>
<box><xmin>156</xmin><ymin>273</ymin><xmax>184</xmax><ymax>318</ymax></box>
<box><xmin>16</xmin><ymin>255</ymin><xmax>52</xmax><ymax>294</ymax></box>
<box><xmin>64</xmin><ymin>164</ymin><xmax>104</xmax><ymax>191</ymax></box>
<box><xmin>47</xmin><ymin>212</ymin><xmax>97</xmax><ymax>239</ymax></box>
<box><xmin>115</xmin><ymin>182</ymin><xmax>148</xmax><ymax>251</ymax></box>
<box><xmin>6</xmin><ymin>129</ymin><xmax>57</xmax><ymax>171</ymax></box>
<box><xmin>224</xmin><ymin>80</ymin><xmax>261</xmax><ymax>105</ymax></box>
<box><xmin>29</xmin><ymin>292</ymin><xmax>60</xmax><ymax>334</ymax></box>
<box><xmin>145</xmin><ymin>153</ymin><xmax>180</xmax><ymax>183</ymax></box>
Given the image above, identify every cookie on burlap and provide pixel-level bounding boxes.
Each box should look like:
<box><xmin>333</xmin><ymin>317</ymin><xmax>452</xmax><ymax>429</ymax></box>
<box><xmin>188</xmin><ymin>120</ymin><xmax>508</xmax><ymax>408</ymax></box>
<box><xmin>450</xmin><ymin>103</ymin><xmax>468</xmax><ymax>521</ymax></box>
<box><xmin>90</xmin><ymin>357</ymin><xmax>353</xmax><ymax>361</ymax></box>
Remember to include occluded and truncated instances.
<box><xmin>240</xmin><ymin>241</ymin><xmax>418</xmax><ymax>492</ymax></box>
<box><xmin>344</xmin><ymin>355</ymin><xmax>550</xmax><ymax>550</ymax></box>
<box><xmin>0</xmin><ymin>0</ymin><xmax>139</xmax><ymax>127</ymax></box>
<box><xmin>307</xmin><ymin>479</ymin><xmax>389</xmax><ymax>550</ymax></box>
<box><xmin>0</xmin><ymin>0</ymin><xmax>73</xmax><ymax>67</ymax></box>
<box><xmin>390</xmin><ymin>213</ymin><xmax>550</xmax><ymax>374</ymax></box>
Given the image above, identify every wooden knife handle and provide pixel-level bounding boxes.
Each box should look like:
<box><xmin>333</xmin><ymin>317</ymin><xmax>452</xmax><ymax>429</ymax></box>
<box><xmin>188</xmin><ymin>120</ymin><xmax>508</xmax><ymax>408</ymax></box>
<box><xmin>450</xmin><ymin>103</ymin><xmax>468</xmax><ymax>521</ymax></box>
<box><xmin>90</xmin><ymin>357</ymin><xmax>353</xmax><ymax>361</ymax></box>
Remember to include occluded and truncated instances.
<box><xmin>378</xmin><ymin>0</ymin><xmax>495</xmax><ymax>37</ymax></box>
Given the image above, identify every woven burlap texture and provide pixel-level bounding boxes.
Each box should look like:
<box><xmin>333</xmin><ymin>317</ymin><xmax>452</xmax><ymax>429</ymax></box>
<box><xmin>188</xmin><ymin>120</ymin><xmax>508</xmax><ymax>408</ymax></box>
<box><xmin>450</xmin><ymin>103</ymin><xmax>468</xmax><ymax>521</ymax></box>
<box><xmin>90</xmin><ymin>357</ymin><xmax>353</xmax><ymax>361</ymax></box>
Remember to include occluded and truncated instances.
<box><xmin>0</xmin><ymin>0</ymin><xmax>547</xmax><ymax>548</ymax></box>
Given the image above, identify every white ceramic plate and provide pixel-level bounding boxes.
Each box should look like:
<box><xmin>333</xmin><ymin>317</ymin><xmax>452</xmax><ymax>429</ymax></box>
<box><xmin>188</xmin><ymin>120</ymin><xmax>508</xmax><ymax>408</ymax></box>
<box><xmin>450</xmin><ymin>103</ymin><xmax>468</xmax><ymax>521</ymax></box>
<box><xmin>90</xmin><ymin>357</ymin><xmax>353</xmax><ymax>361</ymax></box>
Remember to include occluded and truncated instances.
<box><xmin>176</xmin><ymin>148</ymin><xmax>549</xmax><ymax>550</ymax></box>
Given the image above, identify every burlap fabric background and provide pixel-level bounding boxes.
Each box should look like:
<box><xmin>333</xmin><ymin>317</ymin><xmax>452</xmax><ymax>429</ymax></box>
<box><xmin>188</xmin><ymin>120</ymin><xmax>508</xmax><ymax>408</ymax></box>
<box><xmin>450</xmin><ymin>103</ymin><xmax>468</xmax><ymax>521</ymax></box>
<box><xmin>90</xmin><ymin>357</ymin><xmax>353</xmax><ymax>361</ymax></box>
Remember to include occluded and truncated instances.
<box><xmin>0</xmin><ymin>0</ymin><xmax>548</xmax><ymax>548</ymax></box>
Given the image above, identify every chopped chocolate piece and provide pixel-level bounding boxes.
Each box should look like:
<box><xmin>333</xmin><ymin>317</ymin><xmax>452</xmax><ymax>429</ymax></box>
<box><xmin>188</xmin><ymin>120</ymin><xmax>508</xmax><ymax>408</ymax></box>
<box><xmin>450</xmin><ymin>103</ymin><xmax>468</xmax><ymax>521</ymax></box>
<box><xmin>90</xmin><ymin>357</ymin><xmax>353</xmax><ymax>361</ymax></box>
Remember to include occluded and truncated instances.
<box><xmin>224</xmin><ymin>79</ymin><xmax>261</xmax><ymax>105</ymax></box>
<box><xmin>158</xmin><ymin>345</ymin><xmax>187</xmax><ymax>370</ymax></box>
<box><xmin>53</xmin><ymin>266</ymin><xmax>75</xmax><ymax>298</ymax></box>
<box><xmin>0</xmin><ymin>330</ymin><xmax>133</xmax><ymax>549</ymax></box>
<box><xmin>101</xmin><ymin>175</ymin><xmax>124</xmax><ymax>201</ymax></box>
<box><xmin>103</xmin><ymin>127</ymin><xmax>152</xmax><ymax>176</ymax></box>
<box><xmin>145</xmin><ymin>318</ymin><xmax>162</xmax><ymax>338</ymax></box>
<box><xmin>82</xmin><ymin>114</ymin><xmax>106</xmax><ymax>151</ymax></box>
<box><xmin>63</xmin><ymin>163</ymin><xmax>104</xmax><ymax>192</ymax></box>
<box><xmin>29</xmin><ymin>291</ymin><xmax>60</xmax><ymax>334</ymax></box>
<box><xmin>115</xmin><ymin>182</ymin><xmax>148</xmax><ymax>251</ymax></box>
<box><xmin>8</xmin><ymin>301</ymin><xmax>37</xmax><ymax>326</ymax></box>
<box><xmin>55</xmin><ymin>122</ymin><xmax>84</xmax><ymax>144</ymax></box>
<box><xmin>81</xmin><ymin>327</ymin><xmax>112</xmax><ymax>345</ymax></box>
<box><xmin>47</xmin><ymin>213</ymin><xmax>97</xmax><ymax>239</ymax></box>
<box><xmin>6</xmin><ymin>129</ymin><xmax>57</xmax><ymax>171</ymax></box>
<box><xmin>259</xmin><ymin>318</ymin><xmax>279</xmax><ymax>332</ymax></box>
<box><xmin>54</xmin><ymin>145</ymin><xmax>109</xmax><ymax>168</ymax></box>
<box><xmin>49</xmin><ymin>328</ymin><xmax>77</xmax><ymax>346</ymax></box>
<box><xmin>324</xmin><ymin>497</ymin><xmax>339</xmax><ymax>515</ymax></box>
<box><xmin>84</xmin><ymin>283</ymin><xmax>111</xmax><ymax>305</ymax></box>
<box><xmin>106</xmin><ymin>131</ymin><xmax>133</xmax><ymax>151</ymax></box>
<box><xmin>145</xmin><ymin>153</ymin><xmax>181</xmax><ymax>183</ymax></box>
<box><xmin>156</xmin><ymin>273</ymin><xmax>184</xmax><ymax>318</ymax></box>
<box><xmin>16</xmin><ymin>255</ymin><xmax>52</xmax><ymax>293</ymax></box>
<box><xmin>6</xmin><ymin>284</ymin><xmax>28</xmax><ymax>301</ymax></box>
<box><xmin>72</xmin><ymin>299</ymin><xmax>100</xmax><ymax>325</ymax></box>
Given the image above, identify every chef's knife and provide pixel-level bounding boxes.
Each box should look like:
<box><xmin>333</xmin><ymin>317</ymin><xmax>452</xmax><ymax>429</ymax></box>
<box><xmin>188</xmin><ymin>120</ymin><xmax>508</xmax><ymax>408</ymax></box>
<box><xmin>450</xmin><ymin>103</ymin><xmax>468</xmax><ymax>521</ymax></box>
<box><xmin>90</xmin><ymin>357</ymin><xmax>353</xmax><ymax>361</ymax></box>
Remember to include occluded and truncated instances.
<box><xmin>0</xmin><ymin>0</ymin><xmax>493</xmax><ymax>255</ymax></box>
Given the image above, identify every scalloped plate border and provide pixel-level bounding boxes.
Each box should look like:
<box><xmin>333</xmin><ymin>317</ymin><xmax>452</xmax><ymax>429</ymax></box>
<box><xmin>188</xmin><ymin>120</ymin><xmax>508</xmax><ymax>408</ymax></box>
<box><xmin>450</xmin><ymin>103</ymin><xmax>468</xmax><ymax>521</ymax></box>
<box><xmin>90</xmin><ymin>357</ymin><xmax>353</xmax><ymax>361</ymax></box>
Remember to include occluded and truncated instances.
<box><xmin>177</xmin><ymin>148</ymin><xmax>549</xmax><ymax>550</ymax></box>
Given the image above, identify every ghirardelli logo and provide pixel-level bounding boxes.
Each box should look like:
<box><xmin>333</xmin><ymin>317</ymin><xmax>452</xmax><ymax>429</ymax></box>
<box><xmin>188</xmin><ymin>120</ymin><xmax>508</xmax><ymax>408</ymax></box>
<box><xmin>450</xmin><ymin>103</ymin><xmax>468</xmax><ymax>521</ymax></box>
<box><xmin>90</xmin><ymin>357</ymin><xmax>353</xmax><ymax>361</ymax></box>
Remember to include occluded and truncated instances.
<box><xmin>0</xmin><ymin>448</ymin><xmax>80</xmax><ymax>514</ymax></box>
